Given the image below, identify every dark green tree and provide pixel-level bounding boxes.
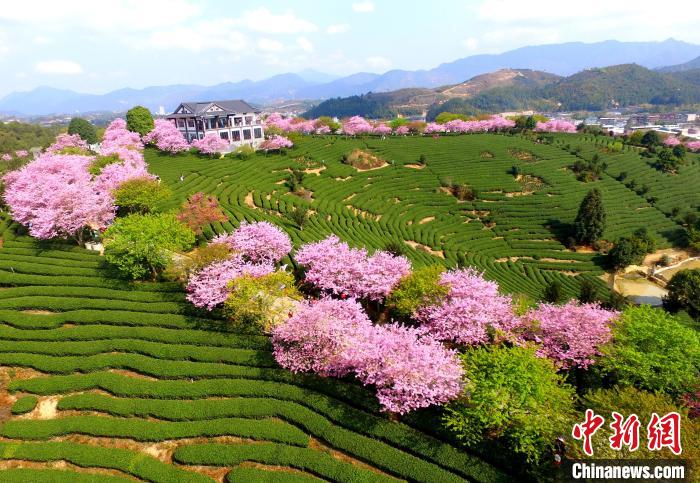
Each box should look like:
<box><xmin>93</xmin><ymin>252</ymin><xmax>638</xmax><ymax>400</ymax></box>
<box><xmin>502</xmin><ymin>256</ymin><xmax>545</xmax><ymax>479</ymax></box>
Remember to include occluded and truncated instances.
<box><xmin>543</xmin><ymin>280</ymin><xmax>564</xmax><ymax>303</ymax></box>
<box><xmin>125</xmin><ymin>106</ymin><xmax>155</xmax><ymax>136</ymax></box>
<box><xmin>574</xmin><ymin>188</ymin><xmax>606</xmax><ymax>245</ymax></box>
<box><xmin>515</xmin><ymin>115</ymin><xmax>537</xmax><ymax>131</ymax></box>
<box><xmin>67</xmin><ymin>117</ymin><xmax>98</xmax><ymax>144</ymax></box>
<box><xmin>608</xmin><ymin>228</ymin><xmax>656</xmax><ymax>270</ymax></box>
<box><xmin>578</xmin><ymin>279</ymin><xmax>598</xmax><ymax>303</ymax></box>
<box><xmin>663</xmin><ymin>269</ymin><xmax>700</xmax><ymax>319</ymax></box>
<box><xmin>640</xmin><ymin>130</ymin><xmax>661</xmax><ymax>147</ymax></box>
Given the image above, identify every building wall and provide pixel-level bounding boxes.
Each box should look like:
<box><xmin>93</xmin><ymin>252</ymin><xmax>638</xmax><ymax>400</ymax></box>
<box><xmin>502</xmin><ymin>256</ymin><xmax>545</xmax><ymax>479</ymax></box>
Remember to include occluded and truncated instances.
<box><xmin>170</xmin><ymin>114</ymin><xmax>265</xmax><ymax>148</ymax></box>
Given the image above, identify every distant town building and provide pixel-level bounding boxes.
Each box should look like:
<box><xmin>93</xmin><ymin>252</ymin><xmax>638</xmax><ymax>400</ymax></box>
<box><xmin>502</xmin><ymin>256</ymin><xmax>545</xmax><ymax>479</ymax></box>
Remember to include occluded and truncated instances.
<box><xmin>166</xmin><ymin>100</ymin><xmax>264</xmax><ymax>146</ymax></box>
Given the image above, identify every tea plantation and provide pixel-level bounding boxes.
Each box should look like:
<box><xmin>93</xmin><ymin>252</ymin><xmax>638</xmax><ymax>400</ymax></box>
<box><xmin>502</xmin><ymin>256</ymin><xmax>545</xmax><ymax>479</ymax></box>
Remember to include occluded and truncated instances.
<box><xmin>147</xmin><ymin>133</ymin><xmax>696</xmax><ymax>299</ymax></box>
<box><xmin>0</xmin><ymin>132</ymin><xmax>696</xmax><ymax>482</ymax></box>
<box><xmin>0</xmin><ymin>218</ymin><xmax>507</xmax><ymax>481</ymax></box>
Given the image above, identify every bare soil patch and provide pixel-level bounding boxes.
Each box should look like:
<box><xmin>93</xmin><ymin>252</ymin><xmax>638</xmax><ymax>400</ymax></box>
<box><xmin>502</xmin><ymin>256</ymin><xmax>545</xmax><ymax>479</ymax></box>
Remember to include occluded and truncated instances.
<box><xmin>404</xmin><ymin>163</ymin><xmax>425</xmax><ymax>169</ymax></box>
<box><xmin>345</xmin><ymin>149</ymin><xmax>388</xmax><ymax>171</ymax></box>
<box><xmin>404</xmin><ymin>240</ymin><xmax>445</xmax><ymax>258</ymax></box>
<box><xmin>244</xmin><ymin>192</ymin><xmax>257</xmax><ymax>210</ymax></box>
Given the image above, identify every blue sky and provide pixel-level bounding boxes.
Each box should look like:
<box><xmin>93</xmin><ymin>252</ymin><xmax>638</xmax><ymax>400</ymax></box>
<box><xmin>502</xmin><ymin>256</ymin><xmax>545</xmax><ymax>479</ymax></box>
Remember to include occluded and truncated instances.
<box><xmin>0</xmin><ymin>0</ymin><xmax>699</xmax><ymax>96</ymax></box>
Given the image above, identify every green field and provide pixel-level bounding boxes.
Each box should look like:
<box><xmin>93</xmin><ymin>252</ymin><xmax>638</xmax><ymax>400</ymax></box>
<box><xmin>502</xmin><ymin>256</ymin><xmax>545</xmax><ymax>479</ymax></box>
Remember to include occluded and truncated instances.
<box><xmin>0</xmin><ymin>132</ymin><xmax>696</xmax><ymax>482</ymax></box>
<box><xmin>0</xmin><ymin>219</ymin><xmax>508</xmax><ymax>481</ymax></box>
<box><xmin>147</xmin><ymin>132</ymin><xmax>698</xmax><ymax>299</ymax></box>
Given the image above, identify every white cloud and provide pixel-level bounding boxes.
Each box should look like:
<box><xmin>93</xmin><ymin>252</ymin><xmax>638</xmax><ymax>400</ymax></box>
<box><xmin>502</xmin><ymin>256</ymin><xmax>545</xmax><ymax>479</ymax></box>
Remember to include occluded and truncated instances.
<box><xmin>352</xmin><ymin>1</ymin><xmax>375</xmax><ymax>13</ymax></box>
<box><xmin>240</xmin><ymin>7</ymin><xmax>317</xmax><ymax>34</ymax></box>
<box><xmin>462</xmin><ymin>37</ymin><xmax>479</xmax><ymax>51</ymax></box>
<box><xmin>258</xmin><ymin>38</ymin><xmax>285</xmax><ymax>52</ymax></box>
<box><xmin>326</xmin><ymin>24</ymin><xmax>350</xmax><ymax>34</ymax></box>
<box><xmin>147</xmin><ymin>20</ymin><xmax>247</xmax><ymax>53</ymax></box>
<box><xmin>35</xmin><ymin>60</ymin><xmax>83</xmax><ymax>74</ymax></box>
<box><xmin>366</xmin><ymin>56</ymin><xmax>391</xmax><ymax>70</ymax></box>
<box><xmin>33</xmin><ymin>35</ymin><xmax>52</xmax><ymax>45</ymax></box>
<box><xmin>297</xmin><ymin>37</ymin><xmax>314</xmax><ymax>53</ymax></box>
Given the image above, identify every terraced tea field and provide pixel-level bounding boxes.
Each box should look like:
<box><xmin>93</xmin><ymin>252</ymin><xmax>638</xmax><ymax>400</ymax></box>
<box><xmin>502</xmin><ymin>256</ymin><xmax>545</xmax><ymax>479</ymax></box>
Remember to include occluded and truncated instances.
<box><xmin>147</xmin><ymin>133</ymin><xmax>697</xmax><ymax>299</ymax></box>
<box><xmin>0</xmin><ymin>219</ymin><xmax>508</xmax><ymax>481</ymax></box>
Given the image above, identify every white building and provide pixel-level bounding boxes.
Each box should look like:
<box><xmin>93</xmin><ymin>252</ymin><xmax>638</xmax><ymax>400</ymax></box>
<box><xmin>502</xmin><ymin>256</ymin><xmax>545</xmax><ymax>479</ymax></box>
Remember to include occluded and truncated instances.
<box><xmin>166</xmin><ymin>100</ymin><xmax>265</xmax><ymax>146</ymax></box>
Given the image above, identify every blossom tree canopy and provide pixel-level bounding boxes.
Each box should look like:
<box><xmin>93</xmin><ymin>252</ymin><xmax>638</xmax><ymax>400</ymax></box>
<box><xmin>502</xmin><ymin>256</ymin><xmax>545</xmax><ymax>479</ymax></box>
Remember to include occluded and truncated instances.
<box><xmin>686</xmin><ymin>140</ymin><xmax>700</xmax><ymax>152</ymax></box>
<box><xmin>416</xmin><ymin>267</ymin><xmax>521</xmax><ymax>345</ymax></box>
<box><xmin>295</xmin><ymin>235</ymin><xmax>411</xmax><ymax>301</ymax></box>
<box><xmin>93</xmin><ymin>118</ymin><xmax>152</xmax><ymax>193</ymax></box>
<box><xmin>395</xmin><ymin>125</ymin><xmax>409</xmax><ymax>135</ymax></box>
<box><xmin>272</xmin><ymin>298</ymin><xmax>463</xmax><ymax>413</ymax></box>
<box><xmin>212</xmin><ymin>221</ymin><xmax>292</xmax><ymax>264</ymax></box>
<box><xmin>523</xmin><ymin>301</ymin><xmax>619</xmax><ymax>369</ymax></box>
<box><xmin>535</xmin><ymin>119</ymin><xmax>577</xmax><ymax>133</ymax></box>
<box><xmin>1</xmin><ymin>154</ymin><xmax>11</xmax><ymax>161</ymax></box>
<box><xmin>14</xmin><ymin>150</ymin><xmax>28</xmax><ymax>158</ymax></box>
<box><xmin>342</xmin><ymin>116</ymin><xmax>373</xmax><ymax>136</ymax></box>
<box><xmin>3</xmin><ymin>153</ymin><xmax>115</xmax><ymax>241</ymax></box>
<box><xmin>143</xmin><ymin>119</ymin><xmax>189</xmax><ymax>153</ymax></box>
<box><xmin>186</xmin><ymin>255</ymin><xmax>275</xmax><ymax>310</ymax></box>
<box><xmin>272</xmin><ymin>297</ymin><xmax>374</xmax><ymax>377</ymax></box>
<box><xmin>192</xmin><ymin>133</ymin><xmax>229</xmax><ymax>155</ymax></box>
<box><xmin>663</xmin><ymin>136</ymin><xmax>681</xmax><ymax>146</ymax></box>
<box><xmin>351</xmin><ymin>323</ymin><xmax>464</xmax><ymax>414</ymax></box>
<box><xmin>102</xmin><ymin>118</ymin><xmax>143</xmax><ymax>151</ymax></box>
<box><xmin>260</xmin><ymin>135</ymin><xmax>294</xmax><ymax>151</ymax></box>
<box><xmin>46</xmin><ymin>133</ymin><xmax>89</xmax><ymax>154</ymax></box>
<box><xmin>373</xmin><ymin>122</ymin><xmax>392</xmax><ymax>135</ymax></box>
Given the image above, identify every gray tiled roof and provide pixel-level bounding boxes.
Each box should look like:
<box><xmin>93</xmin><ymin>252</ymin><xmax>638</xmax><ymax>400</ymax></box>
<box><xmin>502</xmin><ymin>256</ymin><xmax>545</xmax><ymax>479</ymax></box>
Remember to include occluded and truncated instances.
<box><xmin>175</xmin><ymin>100</ymin><xmax>260</xmax><ymax>116</ymax></box>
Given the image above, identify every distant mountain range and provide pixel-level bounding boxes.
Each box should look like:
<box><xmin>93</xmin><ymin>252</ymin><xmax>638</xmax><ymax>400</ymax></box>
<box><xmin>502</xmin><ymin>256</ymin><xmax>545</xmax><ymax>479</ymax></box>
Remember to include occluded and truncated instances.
<box><xmin>2</xmin><ymin>39</ymin><xmax>700</xmax><ymax>116</ymax></box>
<box><xmin>308</xmin><ymin>64</ymin><xmax>700</xmax><ymax>120</ymax></box>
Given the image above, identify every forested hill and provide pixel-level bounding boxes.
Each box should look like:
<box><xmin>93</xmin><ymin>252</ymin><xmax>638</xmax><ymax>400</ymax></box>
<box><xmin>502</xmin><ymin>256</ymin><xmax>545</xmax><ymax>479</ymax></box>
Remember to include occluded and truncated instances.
<box><xmin>0</xmin><ymin>121</ymin><xmax>63</xmax><ymax>153</ymax></box>
<box><xmin>305</xmin><ymin>64</ymin><xmax>700</xmax><ymax>119</ymax></box>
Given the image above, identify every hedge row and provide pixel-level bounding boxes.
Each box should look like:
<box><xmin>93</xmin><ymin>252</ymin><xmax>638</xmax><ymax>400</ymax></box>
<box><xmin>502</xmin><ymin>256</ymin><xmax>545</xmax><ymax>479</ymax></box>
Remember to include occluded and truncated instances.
<box><xmin>0</xmin><ymin>468</ymin><xmax>133</xmax><ymax>483</ymax></box>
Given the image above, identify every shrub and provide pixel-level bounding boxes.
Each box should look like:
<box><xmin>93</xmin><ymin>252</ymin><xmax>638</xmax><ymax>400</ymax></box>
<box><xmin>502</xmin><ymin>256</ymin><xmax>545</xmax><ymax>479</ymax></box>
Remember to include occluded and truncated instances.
<box><xmin>387</xmin><ymin>265</ymin><xmax>447</xmax><ymax>318</ymax></box>
<box><xmin>224</xmin><ymin>271</ymin><xmax>302</xmax><ymax>333</ymax></box>
<box><xmin>543</xmin><ymin>280</ymin><xmax>564</xmax><ymax>303</ymax></box>
<box><xmin>233</xmin><ymin>144</ymin><xmax>255</xmax><ymax>159</ymax></box>
<box><xmin>287</xmin><ymin>205</ymin><xmax>309</xmax><ymax>229</ymax></box>
<box><xmin>125</xmin><ymin>106</ymin><xmax>155</xmax><ymax>136</ymax></box>
<box><xmin>176</xmin><ymin>192</ymin><xmax>227</xmax><ymax>236</ymax></box>
<box><xmin>103</xmin><ymin>213</ymin><xmax>195</xmax><ymax>280</ymax></box>
<box><xmin>67</xmin><ymin>117</ymin><xmax>98</xmax><ymax>144</ymax></box>
<box><xmin>578</xmin><ymin>279</ymin><xmax>598</xmax><ymax>303</ymax></box>
<box><xmin>112</xmin><ymin>177</ymin><xmax>171</xmax><ymax>214</ymax></box>
<box><xmin>598</xmin><ymin>306</ymin><xmax>700</xmax><ymax>396</ymax></box>
<box><xmin>11</xmin><ymin>395</ymin><xmax>38</xmax><ymax>414</ymax></box>
<box><xmin>443</xmin><ymin>345</ymin><xmax>576</xmax><ymax>465</ymax></box>
<box><xmin>574</xmin><ymin>188</ymin><xmax>606</xmax><ymax>245</ymax></box>
<box><xmin>663</xmin><ymin>269</ymin><xmax>700</xmax><ymax>320</ymax></box>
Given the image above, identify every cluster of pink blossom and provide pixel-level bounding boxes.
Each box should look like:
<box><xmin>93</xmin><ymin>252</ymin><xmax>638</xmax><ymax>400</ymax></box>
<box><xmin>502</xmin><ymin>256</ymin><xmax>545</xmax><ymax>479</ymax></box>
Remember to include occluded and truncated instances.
<box><xmin>265</xmin><ymin>113</ymin><xmax>328</xmax><ymax>135</ymax></box>
<box><xmin>272</xmin><ymin>298</ymin><xmax>463</xmax><ymax>413</ymax></box>
<box><xmin>427</xmin><ymin>116</ymin><xmax>517</xmax><ymax>135</ymax></box>
<box><xmin>191</xmin><ymin>133</ymin><xmax>228</xmax><ymax>155</ymax></box>
<box><xmin>186</xmin><ymin>255</ymin><xmax>275</xmax><ymax>310</ymax></box>
<box><xmin>3</xmin><ymin>153</ymin><xmax>115</xmax><ymax>240</ymax></box>
<box><xmin>295</xmin><ymin>235</ymin><xmax>411</xmax><ymax>301</ymax></box>
<box><xmin>95</xmin><ymin>119</ymin><xmax>153</xmax><ymax>193</ymax></box>
<box><xmin>687</xmin><ymin>140</ymin><xmax>700</xmax><ymax>152</ymax></box>
<box><xmin>522</xmin><ymin>301</ymin><xmax>618</xmax><ymax>369</ymax></box>
<box><xmin>535</xmin><ymin>119</ymin><xmax>577</xmax><ymax>133</ymax></box>
<box><xmin>372</xmin><ymin>122</ymin><xmax>392</xmax><ymax>135</ymax></box>
<box><xmin>212</xmin><ymin>221</ymin><xmax>292</xmax><ymax>264</ymax></box>
<box><xmin>1</xmin><ymin>154</ymin><xmax>12</xmax><ymax>161</ymax></box>
<box><xmin>46</xmin><ymin>133</ymin><xmax>89</xmax><ymax>154</ymax></box>
<box><xmin>341</xmin><ymin>116</ymin><xmax>374</xmax><ymax>136</ymax></box>
<box><xmin>15</xmin><ymin>150</ymin><xmax>28</xmax><ymax>158</ymax></box>
<box><xmin>416</xmin><ymin>267</ymin><xmax>521</xmax><ymax>345</ymax></box>
<box><xmin>143</xmin><ymin>119</ymin><xmax>189</xmax><ymax>153</ymax></box>
<box><xmin>259</xmin><ymin>135</ymin><xmax>294</xmax><ymax>151</ymax></box>
<box><xmin>395</xmin><ymin>125</ymin><xmax>409</xmax><ymax>135</ymax></box>
<box><xmin>663</xmin><ymin>136</ymin><xmax>682</xmax><ymax>146</ymax></box>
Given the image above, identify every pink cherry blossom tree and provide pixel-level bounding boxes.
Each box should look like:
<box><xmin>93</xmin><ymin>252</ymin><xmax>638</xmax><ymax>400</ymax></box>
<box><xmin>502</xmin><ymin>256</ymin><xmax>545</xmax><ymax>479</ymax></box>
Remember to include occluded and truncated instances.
<box><xmin>14</xmin><ymin>150</ymin><xmax>28</xmax><ymax>158</ymax></box>
<box><xmin>295</xmin><ymin>235</ymin><xmax>411</xmax><ymax>301</ymax></box>
<box><xmin>212</xmin><ymin>221</ymin><xmax>292</xmax><ymax>264</ymax></box>
<box><xmin>522</xmin><ymin>301</ymin><xmax>619</xmax><ymax>369</ymax></box>
<box><xmin>186</xmin><ymin>254</ymin><xmax>275</xmax><ymax>310</ymax></box>
<box><xmin>415</xmin><ymin>267</ymin><xmax>521</xmax><ymax>345</ymax></box>
<box><xmin>342</xmin><ymin>116</ymin><xmax>373</xmax><ymax>136</ymax></box>
<box><xmin>3</xmin><ymin>153</ymin><xmax>115</xmax><ymax>242</ymax></box>
<box><xmin>192</xmin><ymin>133</ymin><xmax>229</xmax><ymax>155</ymax></box>
<box><xmin>535</xmin><ymin>119</ymin><xmax>577</xmax><ymax>133</ymax></box>
<box><xmin>686</xmin><ymin>140</ymin><xmax>700</xmax><ymax>152</ymax></box>
<box><xmin>1</xmin><ymin>154</ymin><xmax>11</xmax><ymax>161</ymax></box>
<box><xmin>260</xmin><ymin>135</ymin><xmax>294</xmax><ymax>151</ymax></box>
<box><xmin>395</xmin><ymin>125</ymin><xmax>409</xmax><ymax>135</ymax></box>
<box><xmin>46</xmin><ymin>133</ymin><xmax>89</xmax><ymax>154</ymax></box>
<box><xmin>373</xmin><ymin>123</ymin><xmax>392</xmax><ymax>135</ymax></box>
<box><xmin>663</xmin><ymin>136</ymin><xmax>681</xmax><ymax>146</ymax></box>
<box><xmin>143</xmin><ymin>119</ymin><xmax>189</xmax><ymax>153</ymax></box>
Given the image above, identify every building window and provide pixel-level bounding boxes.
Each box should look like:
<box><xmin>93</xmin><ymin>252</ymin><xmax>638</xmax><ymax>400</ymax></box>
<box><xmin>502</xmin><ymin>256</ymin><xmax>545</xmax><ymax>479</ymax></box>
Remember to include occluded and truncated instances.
<box><xmin>243</xmin><ymin>129</ymin><xmax>252</xmax><ymax>140</ymax></box>
<box><xmin>187</xmin><ymin>119</ymin><xmax>195</xmax><ymax>128</ymax></box>
<box><xmin>198</xmin><ymin>133</ymin><xmax>204</xmax><ymax>140</ymax></box>
<box><xmin>254</xmin><ymin>128</ymin><xmax>262</xmax><ymax>139</ymax></box>
<box><xmin>219</xmin><ymin>131</ymin><xmax>229</xmax><ymax>140</ymax></box>
<box><xmin>245</xmin><ymin>116</ymin><xmax>253</xmax><ymax>125</ymax></box>
<box><xmin>177</xmin><ymin>119</ymin><xmax>185</xmax><ymax>128</ymax></box>
<box><xmin>232</xmin><ymin>130</ymin><xmax>241</xmax><ymax>142</ymax></box>
<box><xmin>234</xmin><ymin>117</ymin><xmax>242</xmax><ymax>127</ymax></box>
<box><xmin>217</xmin><ymin>118</ymin><xmax>226</xmax><ymax>129</ymax></box>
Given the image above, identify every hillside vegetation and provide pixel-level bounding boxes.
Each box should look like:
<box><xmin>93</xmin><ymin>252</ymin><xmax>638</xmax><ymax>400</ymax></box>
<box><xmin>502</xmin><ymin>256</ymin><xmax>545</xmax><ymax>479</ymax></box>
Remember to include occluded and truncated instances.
<box><xmin>145</xmin><ymin>133</ymin><xmax>697</xmax><ymax>300</ymax></box>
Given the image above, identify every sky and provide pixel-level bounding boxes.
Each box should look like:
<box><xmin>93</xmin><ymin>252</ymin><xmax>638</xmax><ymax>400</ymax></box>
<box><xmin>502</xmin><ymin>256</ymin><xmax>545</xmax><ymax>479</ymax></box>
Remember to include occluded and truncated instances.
<box><xmin>1</xmin><ymin>0</ymin><xmax>700</xmax><ymax>97</ymax></box>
